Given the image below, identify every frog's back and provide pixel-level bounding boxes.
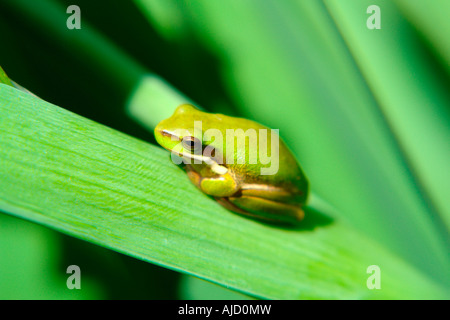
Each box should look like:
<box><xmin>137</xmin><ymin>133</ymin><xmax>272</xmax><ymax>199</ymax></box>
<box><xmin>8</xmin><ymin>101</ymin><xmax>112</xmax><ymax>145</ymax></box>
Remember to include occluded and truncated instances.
<box><xmin>205</xmin><ymin>112</ymin><xmax>308</xmax><ymax>205</ymax></box>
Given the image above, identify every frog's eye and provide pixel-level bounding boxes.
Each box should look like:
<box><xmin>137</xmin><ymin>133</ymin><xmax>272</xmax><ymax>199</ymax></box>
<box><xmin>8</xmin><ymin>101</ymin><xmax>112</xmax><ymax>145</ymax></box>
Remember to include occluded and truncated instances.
<box><xmin>203</xmin><ymin>145</ymin><xmax>216</xmax><ymax>158</ymax></box>
<box><xmin>182</xmin><ymin>136</ymin><xmax>202</xmax><ymax>153</ymax></box>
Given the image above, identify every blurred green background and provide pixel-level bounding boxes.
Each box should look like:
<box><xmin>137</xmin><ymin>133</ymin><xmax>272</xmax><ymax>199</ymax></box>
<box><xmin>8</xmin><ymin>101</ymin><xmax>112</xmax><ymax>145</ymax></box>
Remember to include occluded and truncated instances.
<box><xmin>0</xmin><ymin>0</ymin><xmax>448</xmax><ymax>299</ymax></box>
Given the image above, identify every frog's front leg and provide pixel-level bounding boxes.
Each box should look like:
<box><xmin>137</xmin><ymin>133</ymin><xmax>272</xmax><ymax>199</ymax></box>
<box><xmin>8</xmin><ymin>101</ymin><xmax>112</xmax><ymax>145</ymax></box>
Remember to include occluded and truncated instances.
<box><xmin>185</xmin><ymin>165</ymin><xmax>239</xmax><ymax>198</ymax></box>
<box><xmin>200</xmin><ymin>174</ymin><xmax>239</xmax><ymax>197</ymax></box>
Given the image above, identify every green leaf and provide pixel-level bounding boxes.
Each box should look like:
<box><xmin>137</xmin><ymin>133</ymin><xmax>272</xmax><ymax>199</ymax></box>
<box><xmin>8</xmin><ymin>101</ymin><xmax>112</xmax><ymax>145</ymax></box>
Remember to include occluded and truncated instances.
<box><xmin>324</xmin><ymin>0</ymin><xmax>450</xmax><ymax>252</ymax></box>
<box><xmin>133</xmin><ymin>0</ymin><xmax>450</xmax><ymax>284</ymax></box>
<box><xmin>0</xmin><ymin>213</ymin><xmax>105</xmax><ymax>299</ymax></box>
<box><xmin>0</xmin><ymin>84</ymin><xmax>447</xmax><ymax>299</ymax></box>
<box><xmin>0</xmin><ymin>66</ymin><xmax>13</xmax><ymax>86</ymax></box>
<box><xmin>395</xmin><ymin>0</ymin><xmax>450</xmax><ymax>73</ymax></box>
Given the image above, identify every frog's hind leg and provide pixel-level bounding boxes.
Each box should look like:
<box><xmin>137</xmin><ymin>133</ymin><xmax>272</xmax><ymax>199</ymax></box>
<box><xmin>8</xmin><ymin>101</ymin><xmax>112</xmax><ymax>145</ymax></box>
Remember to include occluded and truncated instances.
<box><xmin>217</xmin><ymin>196</ymin><xmax>304</xmax><ymax>225</ymax></box>
<box><xmin>240</xmin><ymin>184</ymin><xmax>307</xmax><ymax>204</ymax></box>
<box><xmin>215</xmin><ymin>197</ymin><xmax>249</xmax><ymax>216</ymax></box>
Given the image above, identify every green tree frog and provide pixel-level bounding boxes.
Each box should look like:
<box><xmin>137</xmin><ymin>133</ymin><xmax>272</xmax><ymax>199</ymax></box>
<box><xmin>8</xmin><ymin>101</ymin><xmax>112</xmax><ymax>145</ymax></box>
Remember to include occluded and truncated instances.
<box><xmin>154</xmin><ymin>104</ymin><xmax>309</xmax><ymax>224</ymax></box>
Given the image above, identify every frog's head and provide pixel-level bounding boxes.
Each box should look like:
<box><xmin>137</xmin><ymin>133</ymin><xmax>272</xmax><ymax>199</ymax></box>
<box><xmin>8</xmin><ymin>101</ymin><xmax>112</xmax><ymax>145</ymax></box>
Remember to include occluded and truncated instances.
<box><xmin>154</xmin><ymin>104</ymin><xmax>228</xmax><ymax>174</ymax></box>
<box><xmin>155</xmin><ymin>104</ymin><xmax>201</xmax><ymax>153</ymax></box>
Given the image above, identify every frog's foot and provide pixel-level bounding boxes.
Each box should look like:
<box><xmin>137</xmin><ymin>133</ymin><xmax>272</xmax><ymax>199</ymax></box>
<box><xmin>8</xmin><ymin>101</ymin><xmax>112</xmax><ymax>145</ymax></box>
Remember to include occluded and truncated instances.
<box><xmin>217</xmin><ymin>196</ymin><xmax>304</xmax><ymax>225</ymax></box>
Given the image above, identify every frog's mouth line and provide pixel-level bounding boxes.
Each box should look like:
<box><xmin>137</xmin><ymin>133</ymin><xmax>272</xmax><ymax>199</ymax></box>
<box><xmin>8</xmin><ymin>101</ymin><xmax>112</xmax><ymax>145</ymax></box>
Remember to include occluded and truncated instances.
<box><xmin>179</xmin><ymin>152</ymin><xmax>228</xmax><ymax>175</ymax></box>
<box><xmin>160</xmin><ymin>130</ymin><xmax>177</xmax><ymax>139</ymax></box>
<box><xmin>158</xmin><ymin>130</ymin><xmax>228</xmax><ymax>175</ymax></box>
